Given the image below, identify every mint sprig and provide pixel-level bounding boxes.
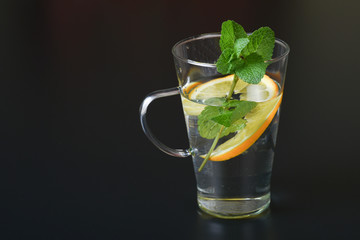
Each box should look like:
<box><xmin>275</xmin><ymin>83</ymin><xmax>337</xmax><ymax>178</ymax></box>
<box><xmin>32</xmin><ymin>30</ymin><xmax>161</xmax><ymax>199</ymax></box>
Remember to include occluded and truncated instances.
<box><xmin>216</xmin><ymin>21</ymin><xmax>274</xmax><ymax>84</ymax></box>
<box><xmin>197</xmin><ymin>20</ymin><xmax>275</xmax><ymax>172</ymax></box>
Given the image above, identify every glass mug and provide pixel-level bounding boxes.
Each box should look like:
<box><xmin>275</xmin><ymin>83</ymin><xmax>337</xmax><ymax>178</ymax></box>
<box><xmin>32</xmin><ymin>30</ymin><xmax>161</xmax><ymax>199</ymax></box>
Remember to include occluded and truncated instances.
<box><xmin>140</xmin><ymin>33</ymin><xmax>289</xmax><ymax>219</ymax></box>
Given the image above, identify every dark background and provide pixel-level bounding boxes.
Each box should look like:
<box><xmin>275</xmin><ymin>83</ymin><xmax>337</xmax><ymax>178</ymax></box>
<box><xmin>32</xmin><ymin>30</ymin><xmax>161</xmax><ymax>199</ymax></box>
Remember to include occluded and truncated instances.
<box><xmin>1</xmin><ymin>0</ymin><xmax>360</xmax><ymax>239</ymax></box>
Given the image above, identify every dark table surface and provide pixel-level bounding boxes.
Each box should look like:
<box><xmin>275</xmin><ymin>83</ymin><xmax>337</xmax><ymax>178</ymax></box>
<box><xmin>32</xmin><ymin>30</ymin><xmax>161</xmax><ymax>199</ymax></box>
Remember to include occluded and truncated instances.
<box><xmin>1</xmin><ymin>0</ymin><xmax>360</xmax><ymax>239</ymax></box>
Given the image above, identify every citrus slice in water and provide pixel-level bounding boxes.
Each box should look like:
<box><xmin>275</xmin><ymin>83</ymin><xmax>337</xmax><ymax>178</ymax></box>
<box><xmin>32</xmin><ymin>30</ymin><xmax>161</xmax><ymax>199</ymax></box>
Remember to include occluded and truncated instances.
<box><xmin>188</xmin><ymin>74</ymin><xmax>249</xmax><ymax>100</ymax></box>
<box><xmin>181</xmin><ymin>75</ymin><xmax>248</xmax><ymax>116</ymax></box>
<box><xmin>181</xmin><ymin>74</ymin><xmax>282</xmax><ymax>161</ymax></box>
<box><xmin>209</xmin><ymin>93</ymin><xmax>282</xmax><ymax>161</ymax></box>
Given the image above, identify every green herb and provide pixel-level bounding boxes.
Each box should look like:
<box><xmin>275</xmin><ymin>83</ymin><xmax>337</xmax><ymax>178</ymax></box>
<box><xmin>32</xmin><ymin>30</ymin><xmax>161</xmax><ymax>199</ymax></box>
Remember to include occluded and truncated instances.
<box><xmin>216</xmin><ymin>21</ymin><xmax>275</xmax><ymax>84</ymax></box>
<box><xmin>197</xmin><ymin>20</ymin><xmax>275</xmax><ymax>172</ymax></box>
<box><xmin>198</xmin><ymin>100</ymin><xmax>256</xmax><ymax>138</ymax></box>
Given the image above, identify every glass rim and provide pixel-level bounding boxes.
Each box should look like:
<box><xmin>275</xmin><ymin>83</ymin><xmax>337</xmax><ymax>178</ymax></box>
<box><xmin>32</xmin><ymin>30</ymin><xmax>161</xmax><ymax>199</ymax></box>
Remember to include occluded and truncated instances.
<box><xmin>171</xmin><ymin>32</ymin><xmax>290</xmax><ymax>67</ymax></box>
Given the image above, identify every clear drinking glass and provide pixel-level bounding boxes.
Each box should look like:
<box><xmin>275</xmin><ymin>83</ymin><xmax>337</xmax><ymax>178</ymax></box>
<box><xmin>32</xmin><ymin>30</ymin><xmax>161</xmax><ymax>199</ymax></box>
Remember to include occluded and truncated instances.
<box><xmin>140</xmin><ymin>33</ymin><xmax>289</xmax><ymax>219</ymax></box>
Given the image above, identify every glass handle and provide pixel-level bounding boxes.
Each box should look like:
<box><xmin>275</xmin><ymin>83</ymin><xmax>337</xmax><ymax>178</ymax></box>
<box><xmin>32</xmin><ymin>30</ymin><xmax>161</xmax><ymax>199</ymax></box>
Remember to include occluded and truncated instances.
<box><xmin>139</xmin><ymin>87</ymin><xmax>191</xmax><ymax>158</ymax></box>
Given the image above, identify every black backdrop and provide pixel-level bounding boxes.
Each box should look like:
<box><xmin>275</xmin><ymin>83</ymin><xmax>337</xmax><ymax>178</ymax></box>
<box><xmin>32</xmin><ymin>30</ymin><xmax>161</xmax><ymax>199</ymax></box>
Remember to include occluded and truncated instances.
<box><xmin>1</xmin><ymin>0</ymin><xmax>360</xmax><ymax>239</ymax></box>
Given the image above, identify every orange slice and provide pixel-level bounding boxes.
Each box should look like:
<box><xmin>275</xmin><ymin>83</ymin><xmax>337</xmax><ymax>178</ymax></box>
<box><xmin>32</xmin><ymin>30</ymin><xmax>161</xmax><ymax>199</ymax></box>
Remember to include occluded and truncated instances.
<box><xmin>181</xmin><ymin>75</ymin><xmax>248</xmax><ymax>116</ymax></box>
<box><xmin>181</xmin><ymin>74</ymin><xmax>282</xmax><ymax>161</ymax></box>
<box><xmin>209</xmin><ymin>93</ymin><xmax>282</xmax><ymax>161</ymax></box>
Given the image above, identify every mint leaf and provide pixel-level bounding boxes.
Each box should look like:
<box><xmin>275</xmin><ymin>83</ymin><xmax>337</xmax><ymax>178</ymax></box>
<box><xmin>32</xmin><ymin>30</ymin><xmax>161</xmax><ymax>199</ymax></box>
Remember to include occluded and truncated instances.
<box><xmin>198</xmin><ymin>106</ymin><xmax>226</xmax><ymax>139</ymax></box>
<box><xmin>230</xmin><ymin>57</ymin><xmax>244</xmax><ymax>73</ymax></box>
<box><xmin>234</xmin><ymin>38</ymin><xmax>249</xmax><ymax>57</ymax></box>
<box><xmin>198</xmin><ymin>106</ymin><xmax>248</xmax><ymax>139</ymax></box>
<box><xmin>233</xmin><ymin>22</ymin><xmax>248</xmax><ymax>39</ymax></box>
<box><xmin>216</xmin><ymin>48</ymin><xmax>235</xmax><ymax>74</ymax></box>
<box><xmin>198</xmin><ymin>100</ymin><xmax>257</xmax><ymax>139</ymax></box>
<box><xmin>242</xmin><ymin>27</ymin><xmax>275</xmax><ymax>61</ymax></box>
<box><xmin>235</xmin><ymin>53</ymin><xmax>268</xmax><ymax>84</ymax></box>
<box><xmin>225</xmin><ymin>100</ymin><xmax>257</xmax><ymax>122</ymax></box>
<box><xmin>211</xmin><ymin>111</ymin><xmax>233</xmax><ymax>127</ymax></box>
<box><xmin>216</xmin><ymin>49</ymin><xmax>246</xmax><ymax>75</ymax></box>
<box><xmin>219</xmin><ymin>21</ymin><xmax>235</xmax><ymax>51</ymax></box>
<box><xmin>222</xmin><ymin>118</ymin><xmax>247</xmax><ymax>136</ymax></box>
<box><xmin>219</xmin><ymin>20</ymin><xmax>247</xmax><ymax>51</ymax></box>
<box><xmin>198</xmin><ymin>105</ymin><xmax>237</xmax><ymax>139</ymax></box>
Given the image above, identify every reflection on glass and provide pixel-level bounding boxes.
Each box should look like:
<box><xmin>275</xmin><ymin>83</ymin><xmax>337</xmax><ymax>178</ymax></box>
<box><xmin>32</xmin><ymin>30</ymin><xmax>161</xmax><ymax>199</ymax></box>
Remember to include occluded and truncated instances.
<box><xmin>195</xmin><ymin>209</ymin><xmax>276</xmax><ymax>240</ymax></box>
